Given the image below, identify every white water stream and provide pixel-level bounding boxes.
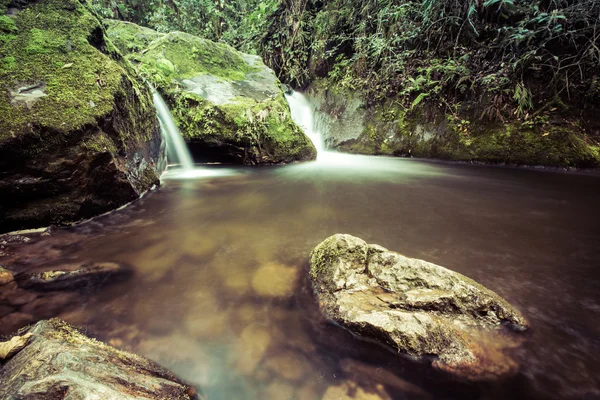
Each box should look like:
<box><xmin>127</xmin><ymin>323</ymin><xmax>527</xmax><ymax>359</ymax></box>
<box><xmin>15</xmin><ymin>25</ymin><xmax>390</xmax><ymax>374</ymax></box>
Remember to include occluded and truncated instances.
<box><xmin>152</xmin><ymin>89</ymin><xmax>195</xmax><ymax>170</ymax></box>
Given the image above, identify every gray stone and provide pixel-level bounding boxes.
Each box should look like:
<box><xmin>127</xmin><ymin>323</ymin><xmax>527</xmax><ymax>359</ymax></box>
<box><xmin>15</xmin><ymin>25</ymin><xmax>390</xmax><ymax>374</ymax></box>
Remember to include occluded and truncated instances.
<box><xmin>309</xmin><ymin>234</ymin><xmax>528</xmax><ymax>380</ymax></box>
<box><xmin>0</xmin><ymin>319</ymin><xmax>200</xmax><ymax>399</ymax></box>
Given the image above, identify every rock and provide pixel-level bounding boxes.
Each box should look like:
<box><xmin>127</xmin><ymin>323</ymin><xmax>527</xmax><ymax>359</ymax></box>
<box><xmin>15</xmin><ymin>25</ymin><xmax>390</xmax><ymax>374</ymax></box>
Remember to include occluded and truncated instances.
<box><xmin>305</xmin><ymin>79</ymin><xmax>600</xmax><ymax>168</ymax></box>
<box><xmin>233</xmin><ymin>324</ymin><xmax>272</xmax><ymax>375</ymax></box>
<box><xmin>309</xmin><ymin>234</ymin><xmax>528</xmax><ymax>380</ymax></box>
<box><xmin>0</xmin><ymin>266</ymin><xmax>14</xmax><ymax>285</ymax></box>
<box><xmin>264</xmin><ymin>351</ymin><xmax>310</xmax><ymax>382</ymax></box>
<box><xmin>106</xmin><ymin>20</ymin><xmax>317</xmax><ymax>165</ymax></box>
<box><xmin>0</xmin><ymin>332</ymin><xmax>32</xmax><ymax>359</ymax></box>
<box><xmin>339</xmin><ymin>359</ymin><xmax>432</xmax><ymax>399</ymax></box>
<box><xmin>0</xmin><ymin>0</ymin><xmax>165</xmax><ymax>234</ymax></box>
<box><xmin>321</xmin><ymin>380</ymin><xmax>392</xmax><ymax>400</ymax></box>
<box><xmin>0</xmin><ymin>319</ymin><xmax>200</xmax><ymax>399</ymax></box>
<box><xmin>251</xmin><ymin>262</ymin><xmax>298</xmax><ymax>298</ymax></box>
<box><xmin>16</xmin><ymin>262</ymin><xmax>132</xmax><ymax>291</ymax></box>
<box><xmin>261</xmin><ymin>380</ymin><xmax>295</xmax><ymax>400</ymax></box>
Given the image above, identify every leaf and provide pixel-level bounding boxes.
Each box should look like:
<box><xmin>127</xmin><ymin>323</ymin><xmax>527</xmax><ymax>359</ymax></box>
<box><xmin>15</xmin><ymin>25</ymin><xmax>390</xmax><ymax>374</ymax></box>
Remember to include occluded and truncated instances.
<box><xmin>542</xmin><ymin>132</ymin><xmax>550</xmax><ymax>136</ymax></box>
<box><xmin>62</xmin><ymin>63</ymin><xmax>73</xmax><ymax>69</ymax></box>
<box><xmin>411</xmin><ymin>92</ymin><xmax>429</xmax><ymax>110</ymax></box>
<box><xmin>0</xmin><ymin>332</ymin><xmax>32</xmax><ymax>359</ymax></box>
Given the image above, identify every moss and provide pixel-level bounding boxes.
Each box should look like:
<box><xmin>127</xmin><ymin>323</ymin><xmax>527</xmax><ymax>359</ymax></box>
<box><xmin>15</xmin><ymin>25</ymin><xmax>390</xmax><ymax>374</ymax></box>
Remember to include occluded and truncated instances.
<box><xmin>0</xmin><ymin>15</ymin><xmax>17</xmax><ymax>33</ymax></box>
<box><xmin>0</xmin><ymin>0</ymin><xmax>156</xmax><ymax>151</ymax></box>
<box><xmin>103</xmin><ymin>19</ymin><xmax>162</xmax><ymax>56</ymax></box>
<box><xmin>135</xmin><ymin>31</ymin><xmax>254</xmax><ymax>82</ymax></box>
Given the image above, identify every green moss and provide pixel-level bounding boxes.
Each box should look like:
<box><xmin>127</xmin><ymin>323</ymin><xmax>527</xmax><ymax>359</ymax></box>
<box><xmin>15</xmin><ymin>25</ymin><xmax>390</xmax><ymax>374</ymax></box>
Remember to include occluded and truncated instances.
<box><xmin>133</xmin><ymin>31</ymin><xmax>255</xmax><ymax>82</ymax></box>
<box><xmin>0</xmin><ymin>15</ymin><xmax>17</xmax><ymax>33</ymax></box>
<box><xmin>104</xmin><ymin>19</ymin><xmax>162</xmax><ymax>56</ymax></box>
<box><xmin>0</xmin><ymin>0</ymin><xmax>155</xmax><ymax>148</ymax></box>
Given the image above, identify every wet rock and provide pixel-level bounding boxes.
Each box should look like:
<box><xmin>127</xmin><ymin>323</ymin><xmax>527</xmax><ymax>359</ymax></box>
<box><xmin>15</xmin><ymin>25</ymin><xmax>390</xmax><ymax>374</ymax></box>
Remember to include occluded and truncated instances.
<box><xmin>264</xmin><ymin>351</ymin><xmax>310</xmax><ymax>382</ymax></box>
<box><xmin>339</xmin><ymin>359</ymin><xmax>432</xmax><ymax>399</ymax></box>
<box><xmin>106</xmin><ymin>20</ymin><xmax>316</xmax><ymax>165</ymax></box>
<box><xmin>322</xmin><ymin>380</ymin><xmax>392</xmax><ymax>400</ymax></box>
<box><xmin>0</xmin><ymin>0</ymin><xmax>165</xmax><ymax>234</ymax></box>
<box><xmin>309</xmin><ymin>234</ymin><xmax>528</xmax><ymax>380</ymax></box>
<box><xmin>16</xmin><ymin>262</ymin><xmax>132</xmax><ymax>291</ymax></box>
<box><xmin>262</xmin><ymin>380</ymin><xmax>295</xmax><ymax>400</ymax></box>
<box><xmin>251</xmin><ymin>262</ymin><xmax>298</xmax><ymax>298</ymax></box>
<box><xmin>0</xmin><ymin>319</ymin><xmax>199</xmax><ymax>399</ymax></box>
<box><xmin>0</xmin><ymin>332</ymin><xmax>32</xmax><ymax>359</ymax></box>
<box><xmin>0</xmin><ymin>266</ymin><xmax>14</xmax><ymax>285</ymax></box>
<box><xmin>233</xmin><ymin>324</ymin><xmax>272</xmax><ymax>375</ymax></box>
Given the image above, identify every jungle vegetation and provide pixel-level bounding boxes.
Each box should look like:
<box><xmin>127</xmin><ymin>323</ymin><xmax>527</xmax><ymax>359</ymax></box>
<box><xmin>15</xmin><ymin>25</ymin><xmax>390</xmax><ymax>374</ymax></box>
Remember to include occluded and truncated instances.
<box><xmin>92</xmin><ymin>0</ymin><xmax>600</xmax><ymax>124</ymax></box>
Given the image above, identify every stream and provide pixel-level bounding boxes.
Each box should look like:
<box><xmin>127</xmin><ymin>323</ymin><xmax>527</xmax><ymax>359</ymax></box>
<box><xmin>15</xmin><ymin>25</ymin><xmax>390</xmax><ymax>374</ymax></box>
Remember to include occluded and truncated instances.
<box><xmin>2</xmin><ymin>154</ymin><xmax>599</xmax><ymax>399</ymax></box>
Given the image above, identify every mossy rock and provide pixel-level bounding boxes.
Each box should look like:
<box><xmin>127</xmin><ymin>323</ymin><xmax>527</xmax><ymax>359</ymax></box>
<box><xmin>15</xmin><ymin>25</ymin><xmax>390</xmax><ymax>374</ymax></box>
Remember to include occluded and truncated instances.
<box><xmin>103</xmin><ymin>19</ymin><xmax>162</xmax><ymax>56</ymax></box>
<box><xmin>107</xmin><ymin>21</ymin><xmax>316</xmax><ymax>164</ymax></box>
<box><xmin>307</xmin><ymin>79</ymin><xmax>600</xmax><ymax>168</ymax></box>
<box><xmin>0</xmin><ymin>0</ymin><xmax>165</xmax><ymax>233</ymax></box>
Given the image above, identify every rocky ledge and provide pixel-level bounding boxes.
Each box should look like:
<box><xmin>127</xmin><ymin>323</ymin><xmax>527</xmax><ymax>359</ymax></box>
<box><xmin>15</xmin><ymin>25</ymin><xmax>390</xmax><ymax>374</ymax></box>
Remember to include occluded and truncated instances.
<box><xmin>309</xmin><ymin>234</ymin><xmax>528</xmax><ymax>380</ymax></box>
<box><xmin>106</xmin><ymin>20</ymin><xmax>317</xmax><ymax>165</ymax></box>
<box><xmin>0</xmin><ymin>319</ymin><xmax>199</xmax><ymax>399</ymax></box>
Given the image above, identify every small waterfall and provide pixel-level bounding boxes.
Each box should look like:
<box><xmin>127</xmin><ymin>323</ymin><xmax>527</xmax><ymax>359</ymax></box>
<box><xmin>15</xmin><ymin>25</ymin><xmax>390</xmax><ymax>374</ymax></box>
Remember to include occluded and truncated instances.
<box><xmin>151</xmin><ymin>89</ymin><xmax>195</xmax><ymax>170</ymax></box>
<box><xmin>284</xmin><ymin>91</ymin><xmax>325</xmax><ymax>153</ymax></box>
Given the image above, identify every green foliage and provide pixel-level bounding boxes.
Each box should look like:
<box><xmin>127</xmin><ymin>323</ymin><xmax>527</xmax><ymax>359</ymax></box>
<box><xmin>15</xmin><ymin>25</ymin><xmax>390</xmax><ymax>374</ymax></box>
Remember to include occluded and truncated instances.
<box><xmin>0</xmin><ymin>15</ymin><xmax>17</xmax><ymax>33</ymax></box>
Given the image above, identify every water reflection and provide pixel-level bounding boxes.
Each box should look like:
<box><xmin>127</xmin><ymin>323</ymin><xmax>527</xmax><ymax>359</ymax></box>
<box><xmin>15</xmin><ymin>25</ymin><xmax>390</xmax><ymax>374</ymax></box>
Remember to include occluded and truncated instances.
<box><xmin>2</xmin><ymin>157</ymin><xmax>599</xmax><ymax>400</ymax></box>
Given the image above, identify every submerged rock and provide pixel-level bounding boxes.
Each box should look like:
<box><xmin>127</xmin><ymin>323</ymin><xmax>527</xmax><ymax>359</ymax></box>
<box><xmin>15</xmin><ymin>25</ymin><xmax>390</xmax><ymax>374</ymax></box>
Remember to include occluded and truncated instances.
<box><xmin>16</xmin><ymin>262</ymin><xmax>131</xmax><ymax>291</ymax></box>
<box><xmin>0</xmin><ymin>319</ymin><xmax>199</xmax><ymax>399</ymax></box>
<box><xmin>106</xmin><ymin>20</ymin><xmax>316</xmax><ymax>165</ymax></box>
<box><xmin>309</xmin><ymin>234</ymin><xmax>528</xmax><ymax>380</ymax></box>
<box><xmin>0</xmin><ymin>0</ymin><xmax>165</xmax><ymax>234</ymax></box>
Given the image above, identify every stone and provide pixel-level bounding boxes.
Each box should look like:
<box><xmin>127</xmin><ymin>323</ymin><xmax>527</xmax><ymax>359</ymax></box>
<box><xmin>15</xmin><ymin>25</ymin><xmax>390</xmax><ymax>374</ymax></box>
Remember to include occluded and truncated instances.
<box><xmin>0</xmin><ymin>332</ymin><xmax>32</xmax><ymax>359</ymax></box>
<box><xmin>251</xmin><ymin>262</ymin><xmax>298</xmax><ymax>298</ymax></box>
<box><xmin>261</xmin><ymin>380</ymin><xmax>295</xmax><ymax>400</ymax></box>
<box><xmin>339</xmin><ymin>359</ymin><xmax>432</xmax><ymax>399</ymax></box>
<box><xmin>264</xmin><ymin>351</ymin><xmax>310</xmax><ymax>382</ymax></box>
<box><xmin>233</xmin><ymin>324</ymin><xmax>272</xmax><ymax>375</ymax></box>
<box><xmin>321</xmin><ymin>381</ymin><xmax>392</xmax><ymax>400</ymax></box>
<box><xmin>106</xmin><ymin>20</ymin><xmax>316</xmax><ymax>165</ymax></box>
<box><xmin>0</xmin><ymin>266</ymin><xmax>14</xmax><ymax>285</ymax></box>
<box><xmin>0</xmin><ymin>0</ymin><xmax>165</xmax><ymax>234</ymax></box>
<box><xmin>0</xmin><ymin>319</ymin><xmax>199</xmax><ymax>399</ymax></box>
<box><xmin>16</xmin><ymin>262</ymin><xmax>132</xmax><ymax>291</ymax></box>
<box><xmin>309</xmin><ymin>234</ymin><xmax>528</xmax><ymax>380</ymax></box>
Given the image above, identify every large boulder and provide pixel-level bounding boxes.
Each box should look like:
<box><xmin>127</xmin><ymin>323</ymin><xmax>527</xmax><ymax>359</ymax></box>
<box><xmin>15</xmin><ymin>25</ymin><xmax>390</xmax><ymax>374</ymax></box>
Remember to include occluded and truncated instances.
<box><xmin>309</xmin><ymin>234</ymin><xmax>528</xmax><ymax>380</ymax></box>
<box><xmin>106</xmin><ymin>20</ymin><xmax>317</xmax><ymax>165</ymax></box>
<box><xmin>0</xmin><ymin>319</ymin><xmax>199</xmax><ymax>399</ymax></box>
<box><xmin>0</xmin><ymin>0</ymin><xmax>165</xmax><ymax>234</ymax></box>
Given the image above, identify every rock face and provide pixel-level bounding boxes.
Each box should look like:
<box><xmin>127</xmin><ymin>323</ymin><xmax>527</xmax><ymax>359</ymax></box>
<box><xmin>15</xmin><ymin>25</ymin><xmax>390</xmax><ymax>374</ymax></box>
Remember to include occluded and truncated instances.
<box><xmin>0</xmin><ymin>0</ymin><xmax>165</xmax><ymax>234</ymax></box>
<box><xmin>306</xmin><ymin>79</ymin><xmax>600</xmax><ymax>168</ymax></box>
<box><xmin>0</xmin><ymin>319</ymin><xmax>199</xmax><ymax>399</ymax></box>
<box><xmin>106</xmin><ymin>20</ymin><xmax>317</xmax><ymax>165</ymax></box>
<box><xmin>309</xmin><ymin>234</ymin><xmax>528</xmax><ymax>380</ymax></box>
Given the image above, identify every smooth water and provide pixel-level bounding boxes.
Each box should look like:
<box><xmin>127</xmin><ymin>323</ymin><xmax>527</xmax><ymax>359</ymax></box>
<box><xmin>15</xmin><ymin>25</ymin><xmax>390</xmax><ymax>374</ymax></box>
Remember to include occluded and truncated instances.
<box><xmin>3</xmin><ymin>156</ymin><xmax>599</xmax><ymax>400</ymax></box>
<box><xmin>152</xmin><ymin>90</ymin><xmax>195</xmax><ymax>170</ymax></box>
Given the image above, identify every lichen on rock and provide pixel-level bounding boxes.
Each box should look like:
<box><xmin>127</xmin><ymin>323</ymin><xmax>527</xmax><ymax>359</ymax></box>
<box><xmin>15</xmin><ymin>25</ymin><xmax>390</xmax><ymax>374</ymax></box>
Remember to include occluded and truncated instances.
<box><xmin>309</xmin><ymin>234</ymin><xmax>528</xmax><ymax>380</ymax></box>
<box><xmin>0</xmin><ymin>319</ymin><xmax>199</xmax><ymax>399</ymax></box>
<box><xmin>0</xmin><ymin>0</ymin><xmax>165</xmax><ymax>233</ymax></box>
<box><xmin>106</xmin><ymin>20</ymin><xmax>317</xmax><ymax>164</ymax></box>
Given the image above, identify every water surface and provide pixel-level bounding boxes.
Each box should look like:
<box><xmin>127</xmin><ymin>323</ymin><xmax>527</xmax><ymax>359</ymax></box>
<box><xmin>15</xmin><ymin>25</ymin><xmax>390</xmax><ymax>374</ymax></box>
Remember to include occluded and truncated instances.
<box><xmin>3</xmin><ymin>155</ymin><xmax>599</xmax><ymax>400</ymax></box>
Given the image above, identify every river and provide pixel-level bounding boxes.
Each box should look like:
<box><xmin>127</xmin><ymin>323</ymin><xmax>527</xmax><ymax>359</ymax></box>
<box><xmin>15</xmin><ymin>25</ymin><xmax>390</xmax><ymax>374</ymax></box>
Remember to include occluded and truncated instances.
<box><xmin>2</xmin><ymin>153</ymin><xmax>599</xmax><ymax>399</ymax></box>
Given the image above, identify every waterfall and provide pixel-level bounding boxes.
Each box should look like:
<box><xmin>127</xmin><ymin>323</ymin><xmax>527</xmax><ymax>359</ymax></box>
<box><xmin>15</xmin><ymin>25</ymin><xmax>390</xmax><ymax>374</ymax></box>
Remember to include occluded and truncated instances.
<box><xmin>284</xmin><ymin>91</ymin><xmax>325</xmax><ymax>154</ymax></box>
<box><xmin>151</xmin><ymin>89</ymin><xmax>195</xmax><ymax>170</ymax></box>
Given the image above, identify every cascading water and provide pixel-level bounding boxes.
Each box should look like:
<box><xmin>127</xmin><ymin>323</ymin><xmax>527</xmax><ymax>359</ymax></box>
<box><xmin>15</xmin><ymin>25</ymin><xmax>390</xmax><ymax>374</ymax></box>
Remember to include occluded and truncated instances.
<box><xmin>284</xmin><ymin>91</ymin><xmax>325</xmax><ymax>154</ymax></box>
<box><xmin>151</xmin><ymin>88</ymin><xmax>195</xmax><ymax>170</ymax></box>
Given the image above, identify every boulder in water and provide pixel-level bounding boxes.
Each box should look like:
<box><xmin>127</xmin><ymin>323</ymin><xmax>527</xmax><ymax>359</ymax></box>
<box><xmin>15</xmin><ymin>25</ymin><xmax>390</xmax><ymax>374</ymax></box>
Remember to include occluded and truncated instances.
<box><xmin>0</xmin><ymin>0</ymin><xmax>165</xmax><ymax>234</ymax></box>
<box><xmin>105</xmin><ymin>20</ymin><xmax>317</xmax><ymax>165</ymax></box>
<box><xmin>15</xmin><ymin>261</ymin><xmax>132</xmax><ymax>291</ymax></box>
<box><xmin>309</xmin><ymin>234</ymin><xmax>528</xmax><ymax>380</ymax></box>
<box><xmin>0</xmin><ymin>319</ymin><xmax>200</xmax><ymax>399</ymax></box>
